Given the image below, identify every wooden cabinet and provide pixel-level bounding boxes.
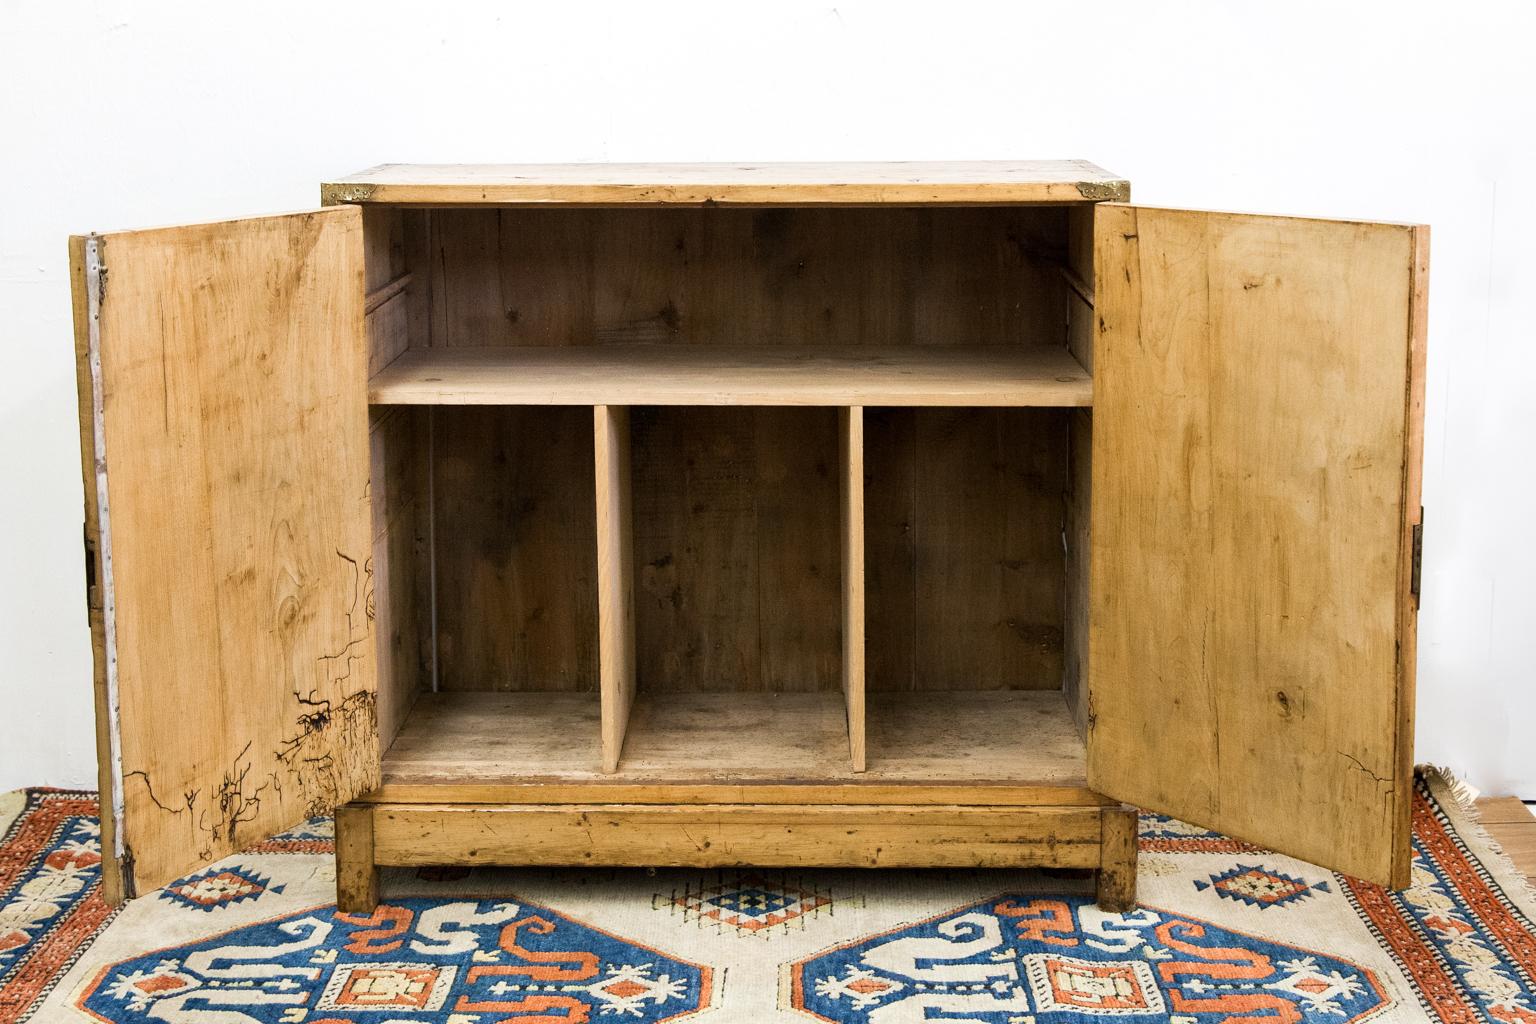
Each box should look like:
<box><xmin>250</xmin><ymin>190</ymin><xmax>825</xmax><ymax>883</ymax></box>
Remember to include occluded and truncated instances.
<box><xmin>69</xmin><ymin>162</ymin><xmax>1427</xmax><ymax>911</ymax></box>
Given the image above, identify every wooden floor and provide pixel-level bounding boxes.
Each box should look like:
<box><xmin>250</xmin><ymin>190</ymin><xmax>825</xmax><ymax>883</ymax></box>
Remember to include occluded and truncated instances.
<box><xmin>1477</xmin><ymin>797</ymin><xmax>1536</xmax><ymax>883</ymax></box>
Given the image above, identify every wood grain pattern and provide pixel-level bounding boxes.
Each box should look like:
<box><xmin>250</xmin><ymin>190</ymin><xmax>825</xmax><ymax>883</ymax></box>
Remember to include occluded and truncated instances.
<box><xmin>335</xmin><ymin>803</ymin><xmax>379</xmax><ymax>913</ymax></box>
<box><xmin>1087</xmin><ymin>203</ymin><xmax>1426</xmax><ymax>886</ymax></box>
<box><xmin>421</xmin><ymin>207</ymin><xmax>1071</xmax><ymax>350</ymax></box>
<box><xmin>383</xmin><ymin>690</ymin><xmax>1084</xmax><ymax>786</ymax></box>
<box><xmin>371</xmin><ymin>803</ymin><xmax>1105</xmax><ymax>869</ymax></box>
<box><xmin>840</xmin><ymin>408</ymin><xmax>866</xmax><ymax>771</ymax></box>
<box><xmin>631</xmin><ymin>408</ymin><xmax>841</xmax><ymax>693</ymax></box>
<box><xmin>865</xmin><ymin>410</ymin><xmax>1067</xmax><ymax>691</ymax></box>
<box><xmin>77</xmin><ymin>209</ymin><xmax>377</xmax><ymax>896</ymax></box>
<box><xmin>596</xmin><ymin>406</ymin><xmax>637</xmax><ymax>771</ymax></box>
<box><xmin>369</xmin><ymin>345</ymin><xmax>1091</xmax><ymax>407</ymax></box>
<box><xmin>431</xmin><ymin>407</ymin><xmax>597</xmax><ymax>692</ymax></box>
<box><xmin>1096</xmin><ymin>805</ymin><xmax>1139</xmax><ymax>911</ymax></box>
<box><xmin>324</xmin><ymin>160</ymin><xmax>1128</xmax><ymax>206</ymax></box>
<box><xmin>369</xmin><ymin>407</ymin><xmax>428</xmax><ymax>746</ymax></box>
<box><xmin>369</xmin><ymin>781</ymin><xmax>1113</xmax><ymax>807</ymax></box>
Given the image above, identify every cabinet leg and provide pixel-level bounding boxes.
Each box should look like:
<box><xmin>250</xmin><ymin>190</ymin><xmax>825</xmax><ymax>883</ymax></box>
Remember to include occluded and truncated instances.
<box><xmin>1095</xmin><ymin>804</ymin><xmax>1139</xmax><ymax>912</ymax></box>
<box><xmin>335</xmin><ymin>803</ymin><xmax>380</xmax><ymax>913</ymax></box>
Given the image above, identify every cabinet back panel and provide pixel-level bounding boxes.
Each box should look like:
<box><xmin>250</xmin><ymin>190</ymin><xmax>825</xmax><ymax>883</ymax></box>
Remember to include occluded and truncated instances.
<box><xmin>424</xmin><ymin>207</ymin><xmax>1070</xmax><ymax>349</ymax></box>
<box><xmin>632</xmin><ymin>407</ymin><xmax>843</xmax><ymax>692</ymax></box>
<box><xmin>433</xmin><ymin>407</ymin><xmax>599</xmax><ymax>692</ymax></box>
<box><xmin>865</xmin><ymin>408</ymin><xmax>1067</xmax><ymax>691</ymax></box>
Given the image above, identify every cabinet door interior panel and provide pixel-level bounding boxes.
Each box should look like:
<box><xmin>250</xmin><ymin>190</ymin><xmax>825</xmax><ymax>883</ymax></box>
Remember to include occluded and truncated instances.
<box><xmin>72</xmin><ymin>209</ymin><xmax>377</xmax><ymax>898</ymax></box>
<box><xmin>1088</xmin><ymin>203</ymin><xmax>1426</xmax><ymax>887</ymax></box>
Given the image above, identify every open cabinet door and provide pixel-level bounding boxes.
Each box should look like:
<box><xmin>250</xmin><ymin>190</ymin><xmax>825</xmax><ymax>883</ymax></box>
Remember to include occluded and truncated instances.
<box><xmin>1087</xmin><ymin>204</ymin><xmax>1427</xmax><ymax>887</ymax></box>
<box><xmin>70</xmin><ymin>207</ymin><xmax>377</xmax><ymax>901</ymax></box>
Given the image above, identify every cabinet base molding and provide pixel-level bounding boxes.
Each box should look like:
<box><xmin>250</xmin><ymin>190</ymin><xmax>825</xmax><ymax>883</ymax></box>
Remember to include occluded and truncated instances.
<box><xmin>334</xmin><ymin>800</ymin><xmax>1138</xmax><ymax>914</ymax></box>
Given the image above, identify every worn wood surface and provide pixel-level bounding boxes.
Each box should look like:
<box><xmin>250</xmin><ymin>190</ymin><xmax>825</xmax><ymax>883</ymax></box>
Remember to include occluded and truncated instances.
<box><xmin>369</xmin><ymin>344</ymin><xmax>1091</xmax><ymax>407</ymax></box>
<box><xmin>69</xmin><ymin>235</ymin><xmax>122</xmax><ymax>904</ymax></box>
<box><xmin>840</xmin><ymin>408</ymin><xmax>866</xmax><ymax>771</ymax></box>
<box><xmin>371</xmin><ymin>802</ymin><xmax>1105</xmax><ymax>869</ymax></box>
<box><xmin>381</xmin><ymin>689</ymin><xmax>1084</xmax><ymax>785</ymax></box>
<box><xmin>595</xmin><ymin>406</ymin><xmax>637</xmax><ymax>771</ymax></box>
<box><xmin>431</xmin><ymin>407</ymin><xmax>598</xmax><ymax>691</ymax></box>
<box><xmin>631</xmin><ymin>407</ymin><xmax>841</xmax><ymax>692</ymax></box>
<box><xmin>420</xmin><ymin>207</ymin><xmax>1070</xmax><ymax>349</ymax></box>
<box><xmin>323</xmin><ymin>160</ymin><xmax>1128</xmax><ymax>206</ymax></box>
<box><xmin>368</xmin><ymin>407</ymin><xmax>428</xmax><ymax>746</ymax></box>
<box><xmin>865</xmin><ymin>409</ymin><xmax>1068</xmax><ymax>691</ymax></box>
<box><xmin>1088</xmin><ymin>204</ymin><xmax>1427</xmax><ymax>887</ymax></box>
<box><xmin>335</xmin><ymin>803</ymin><xmax>379</xmax><ymax>913</ymax></box>
<box><xmin>76</xmin><ymin>209</ymin><xmax>377</xmax><ymax>896</ymax></box>
<box><xmin>1062</xmin><ymin>207</ymin><xmax>1096</xmax><ymax>735</ymax></box>
<box><xmin>1096</xmin><ymin>805</ymin><xmax>1139</xmax><ymax>911</ymax></box>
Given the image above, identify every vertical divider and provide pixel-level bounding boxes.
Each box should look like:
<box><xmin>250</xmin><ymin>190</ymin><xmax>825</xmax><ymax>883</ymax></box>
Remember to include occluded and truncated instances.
<box><xmin>840</xmin><ymin>406</ymin><xmax>867</xmax><ymax>772</ymax></box>
<box><xmin>595</xmin><ymin>405</ymin><xmax>636</xmax><ymax>773</ymax></box>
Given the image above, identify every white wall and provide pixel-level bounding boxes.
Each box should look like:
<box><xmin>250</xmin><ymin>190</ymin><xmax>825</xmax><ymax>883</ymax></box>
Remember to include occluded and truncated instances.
<box><xmin>2</xmin><ymin>0</ymin><xmax>1532</xmax><ymax>795</ymax></box>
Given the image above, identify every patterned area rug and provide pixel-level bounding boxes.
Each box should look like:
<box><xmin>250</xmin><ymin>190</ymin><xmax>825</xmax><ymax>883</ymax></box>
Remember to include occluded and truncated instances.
<box><xmin>2</xmin><ymin>769</ymin><xmax>1533</xmax><ymax>1022</ymax></box>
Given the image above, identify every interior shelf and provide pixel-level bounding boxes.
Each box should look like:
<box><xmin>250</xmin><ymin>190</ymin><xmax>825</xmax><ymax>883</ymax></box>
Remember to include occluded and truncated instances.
<box><xmin>381</xmin><ymin>689</ymin><xmax>1085</xmax><ymax>787</ymax></box>
<box><xmin>368</xmin><ymin>345</ymin><xmax>1092</xmax><ymax>408</ymax></box>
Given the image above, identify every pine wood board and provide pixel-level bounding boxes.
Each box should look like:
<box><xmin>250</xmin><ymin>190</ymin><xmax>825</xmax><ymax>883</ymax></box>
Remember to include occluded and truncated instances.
<box><xmin>369</xmin><ymin>803</ymin><xmax>1106</xmax><ymax>869</ymax></box>
<box><xmin>840</xmin><ymin>408</ymin><xmax>866</xmax><ymax>771</ymax></box>
<box><xmin>323</xmin><ymin>160</ymin><xmax>1128</xmax><ymax>206</ymax></box>
<box><xmin>381</xmin><ymin>690</ymin><xmax>1084</xmax><ymax>787</ymax></box>
<box><xmin>864</xmin><ymin>409</ymin><xmax>1069</xmax><ymax>691</ymax></box>
<box><xmin>630</xmin><ymin>408</ymin><xmax>842</xmax><ymax>693</ymax></box>
<box><xmin>1087</xmin><ymin>203</ymin><xmax>1427</xmax><ymax>887</ymax></box>
<box><xmin>369</xmin><ymin>345</ymin><xmax>1092</xmax><ymax>407</ymax></box>
<box><xmin>595</xmin><ymin>406</ymin><xmax>637</xmax><ymax>771</ymax></box>
<box><xmin>73</xmin><ymin>209</ymin><xmax>378</xmax><ymax>897</ymax></box>
<box><xmin>419</xmin><ymin>207</ymin><xmax>1071</xmax><ymax>350</ymax></box>
<box><xmin>430</xmin><ymin>407</ymin><xmax>598</xmax><ymax>692</ymax></box>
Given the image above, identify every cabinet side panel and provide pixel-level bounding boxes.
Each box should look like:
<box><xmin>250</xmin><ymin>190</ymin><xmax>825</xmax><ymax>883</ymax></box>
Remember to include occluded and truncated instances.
<box><xmin>1063</xmin><ymin>204</ymin><xmax>1095</xmax><ymax>733</ymax></box>
<box><xmin>369</xmin><ymin>407</ymin><xmax>429</xmax><ymax>744</ymax></box>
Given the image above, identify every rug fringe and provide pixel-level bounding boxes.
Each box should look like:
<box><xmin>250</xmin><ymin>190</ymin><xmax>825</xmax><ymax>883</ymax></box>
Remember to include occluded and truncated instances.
<box><xmin>1418</xmin><ymin>763</ymin><xmax>1536</xmax><ymax>906</ymax></box>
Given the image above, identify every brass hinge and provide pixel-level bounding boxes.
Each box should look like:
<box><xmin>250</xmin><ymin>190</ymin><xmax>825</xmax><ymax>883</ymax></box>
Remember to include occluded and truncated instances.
<box><xmin>1410</xmin><ymin>513</ymin><xmax>1424</xmax><ymax>603</ymax></box>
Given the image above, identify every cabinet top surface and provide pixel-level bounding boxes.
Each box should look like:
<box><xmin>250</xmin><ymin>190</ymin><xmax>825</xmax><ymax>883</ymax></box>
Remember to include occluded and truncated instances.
<box><xmin>321</xmin><ymin>160</ymin><xmax>1128</xmax><ymax>206</ymax></box>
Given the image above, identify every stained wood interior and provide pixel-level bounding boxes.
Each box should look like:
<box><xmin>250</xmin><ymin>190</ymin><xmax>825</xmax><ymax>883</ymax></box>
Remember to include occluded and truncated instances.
<box><xmin>382</xmin><ymin>690</ymin><xmax>1086</xmax><ymax>786</ymax></box>
<box><xmin>631</xmin><ymin>406</ymin><xmax>843</xmax><ymax>693</ymax></box>
<box><xmin>362</xmin><ymin>202</ymin><xmax>1089</xmax><ymax>782</ymax></box>
<box><xmin>865</xmin><ymin>408</ymin><xmax>1069</xmax><ymax>692</ymax></box>
<box><xmin>432</xmin><ymin>406</ymin><xmax>599</xmax><ymax>693</ymax></box>
<box><xmin>420</xmin><ymin>206</ymin><xmax>1070</xmax><ymax>349</ymax></box>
